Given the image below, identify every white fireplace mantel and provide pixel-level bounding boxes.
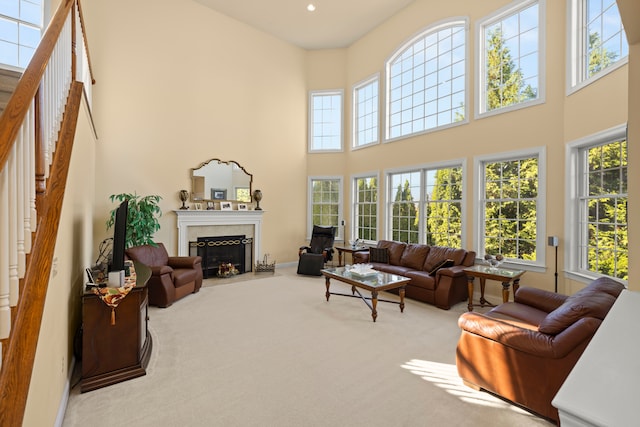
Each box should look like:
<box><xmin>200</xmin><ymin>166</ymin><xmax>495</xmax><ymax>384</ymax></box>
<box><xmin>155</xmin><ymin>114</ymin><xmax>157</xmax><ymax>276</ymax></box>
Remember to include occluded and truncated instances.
<box><xmin>174</xmin><ymin>210</ymin><xmax>264</xmax><ymax>259</ymax></box>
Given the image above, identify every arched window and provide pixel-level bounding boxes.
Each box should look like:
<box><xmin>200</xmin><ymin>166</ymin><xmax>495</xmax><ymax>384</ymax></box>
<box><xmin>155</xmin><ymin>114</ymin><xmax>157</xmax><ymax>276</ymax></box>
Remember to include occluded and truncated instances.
<box><xmin>385</xmin><ymin>19</ymin><xmax>467</xmax><ymax>141</ymax></box>
<box><xmin>568</xmin><ymin>0</ymin><xmax>628</xmax><ymax>93</ymax></box>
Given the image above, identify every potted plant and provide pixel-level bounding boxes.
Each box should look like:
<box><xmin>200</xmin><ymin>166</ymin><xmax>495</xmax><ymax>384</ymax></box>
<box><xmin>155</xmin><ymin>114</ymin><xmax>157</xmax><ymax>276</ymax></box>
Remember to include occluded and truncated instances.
<box><xmin>106</xmin><ymin>192</ymin><xmax>162</xmax><ymax>248</ymax></box>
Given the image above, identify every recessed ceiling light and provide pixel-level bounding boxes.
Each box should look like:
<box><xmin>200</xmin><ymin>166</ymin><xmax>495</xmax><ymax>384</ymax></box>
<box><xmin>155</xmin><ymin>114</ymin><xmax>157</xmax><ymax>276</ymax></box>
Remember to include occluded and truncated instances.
<box><xmin>307</xmin><ymin>4</ymin><xmax>316</xmax><ymax>12</ymax></box>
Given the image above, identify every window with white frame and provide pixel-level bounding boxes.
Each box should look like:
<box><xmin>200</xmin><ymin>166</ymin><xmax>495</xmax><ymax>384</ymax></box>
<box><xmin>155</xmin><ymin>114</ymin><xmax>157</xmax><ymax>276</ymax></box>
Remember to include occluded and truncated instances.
<box><xmin>389</xmin><ymin>170</ymin><xmax>421</xmax><ymax>243</ymax></box>
<box><xmin>477</xmin><ymin>0</ymin><xmax>543</xmax><ymax>116</ymax></box>
<box><xmin>309</xmin><ymin>90</ymin><xmax>343</xmax><ymax>152</ymax></box>
<box><xmin>566</xmin><ymin>126</ymin><xmax>627</xmax><ymax>281</ymax></box>
<box><xmin>353</xmin><ymin>76</ymin><xmax>379</xmax><ymax>148</ymax></box>
<box><xmin>0</xmin><ymin>0</ymin><xmax>42</xmax><ymax>68</ymax></box>
<box><xmin>568</xmin><ymin>0</ymin><xmax>628</xmax><ymax>91</ymax></box>
<box><xmin>352</xmin><ymin>175</ymin><xmax>378</xmax><ymax>242</ymax></box>
<box><xmin>387</xmin><ymin>165</ymin><xmax>466</xmax><ymax>245</ymax></box>
<box><xmin>385</xmin><ymin>19</ymin><xmax>467</xmax><ymax>141</ymax></box>
<box><xmin>425</xmin><ymin>165</ymin><xmax>463</xmax><ymax>247</ymax></box>
<box><xmin>308</xmin><ymin>177</ymin><xmax>342</xmax><ymax>239</ymax></box>
<box><xmin>475</xmin><ymin>148</ymin><xmax>545</xmax><ymax>266</ymax></box>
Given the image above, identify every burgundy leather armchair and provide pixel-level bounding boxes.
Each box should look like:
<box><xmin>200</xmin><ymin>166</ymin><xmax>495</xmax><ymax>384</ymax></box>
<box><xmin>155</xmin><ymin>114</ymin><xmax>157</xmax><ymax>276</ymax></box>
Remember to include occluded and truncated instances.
<box><xmin>125</xmin><ymin>243</ymin><xmax>203</xmax><ymax>307</ymax></box>
<box><xmin>456</xmin><ymin>277</ymin><xmax>624</xmax><ymax>423</ymax></box>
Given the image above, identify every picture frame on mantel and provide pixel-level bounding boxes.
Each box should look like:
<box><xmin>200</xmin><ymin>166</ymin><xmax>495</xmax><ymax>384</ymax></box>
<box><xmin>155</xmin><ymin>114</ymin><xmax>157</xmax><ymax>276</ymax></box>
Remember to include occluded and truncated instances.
<box><xmin>237</xmin><ymin>203</ymin><xmax>248</xmax><ymax>211</ymax></box>
<box><xmin>211</xmin><ymin>188</ymin><xmax>227</xmax><ymax>200</ymax></box>
<box><xmin>220</xmin><ymin>202</ymin><xmax>233</xmax><ymax>211</ymax></box>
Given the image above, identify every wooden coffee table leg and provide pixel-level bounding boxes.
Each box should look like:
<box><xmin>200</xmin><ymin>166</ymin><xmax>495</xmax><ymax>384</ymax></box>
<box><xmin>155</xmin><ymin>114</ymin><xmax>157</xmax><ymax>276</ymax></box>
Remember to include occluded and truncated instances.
<box><xmin>399</xmin><ymin>286</ymin><xmax>405</xmax><ymax>312</ymax></box>
<box><xmin>371</xmin><ymin>290</ymin><xmax>378</xmax><ymax>322</ymax></box>
<box><xmin>466</xmin><ymin>276</ymin><xmax>474</xmax><ymax>311</ymax></box>
<box><xmin>325</xmin><ymin>277</ymin><xmax>331</xmax><ymax>301</ymax></box>
<box><xmin>479</xmin><ymin>278</ymin><xmax>488</xmax><ymax>306</ymax></box>
<box><xmin>513</xmin><ymin>279</ymin><xmax>520</xmax><ymax>296</ymax></box>
<box><xmin>501</xmin><ymin>281</ymin><xmax>511</xmax><ymax>303</ymax></box>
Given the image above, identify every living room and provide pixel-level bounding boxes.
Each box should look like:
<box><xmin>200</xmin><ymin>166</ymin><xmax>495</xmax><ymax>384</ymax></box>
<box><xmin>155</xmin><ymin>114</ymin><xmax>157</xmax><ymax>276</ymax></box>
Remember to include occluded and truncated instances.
<box><xmin>1</xmin><ymin>0</ymin><xmax>638</xmax><ymax>425</ymax></box>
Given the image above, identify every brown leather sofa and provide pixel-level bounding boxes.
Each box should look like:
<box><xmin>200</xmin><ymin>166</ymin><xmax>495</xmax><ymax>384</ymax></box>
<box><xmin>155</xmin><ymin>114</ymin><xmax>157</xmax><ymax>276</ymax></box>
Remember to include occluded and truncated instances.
<box><xmin>456</xmin><ymin>277</ymin><xmax>625</xmax><ymax>423</ymax></box>
<box><xmin>125</xmin><ymin>243</ymin><xmax>203</xmax><ymax>308</ymax></box>
<box><xmin>353</xmin><ymin>240</ymin><xmax>475</xmax><ymax>309</ymax></box>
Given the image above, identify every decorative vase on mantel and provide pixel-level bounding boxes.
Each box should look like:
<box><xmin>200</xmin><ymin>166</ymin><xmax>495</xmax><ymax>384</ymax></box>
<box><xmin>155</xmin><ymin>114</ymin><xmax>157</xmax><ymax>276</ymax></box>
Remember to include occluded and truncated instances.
<box><xmin>179</xmin><ymin>190</ymin><xmax>189</xmax><ymax>210</ymax></box>
<box><xmin>253</xmin><ymin>189</ymin><xmax>263</xmax><ymax>210</ymax></box>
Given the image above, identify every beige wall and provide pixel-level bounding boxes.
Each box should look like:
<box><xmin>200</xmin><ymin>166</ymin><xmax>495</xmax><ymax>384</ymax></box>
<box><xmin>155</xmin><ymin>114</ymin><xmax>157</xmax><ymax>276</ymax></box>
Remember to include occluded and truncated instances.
<box><xmin>617</xmin><ymin>0</ymin><xmax>639</xmax><ymax>296</ymax></box>
<box><xmin>83</xmin><ymin>0</ymin><xmax>309</xmax><ymax>264</ymax></box>
<box><xmin>23</xmin><ymin>100</ymin><xmax>97</xmax><ymax>426</ymax></box>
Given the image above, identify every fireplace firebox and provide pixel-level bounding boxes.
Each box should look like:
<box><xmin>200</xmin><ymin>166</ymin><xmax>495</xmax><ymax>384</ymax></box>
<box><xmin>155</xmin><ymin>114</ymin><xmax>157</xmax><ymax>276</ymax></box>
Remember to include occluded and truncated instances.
<box><xmin>189</xmin><ymin>235</ymin><xmax>253</xmax><ymax>278</ymax></box>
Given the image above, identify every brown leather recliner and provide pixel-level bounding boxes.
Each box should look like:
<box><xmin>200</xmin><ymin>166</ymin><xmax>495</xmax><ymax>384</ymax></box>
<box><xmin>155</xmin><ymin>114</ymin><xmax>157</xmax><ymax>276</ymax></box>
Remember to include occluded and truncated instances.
<box><xmin>456</xmin><ymin>277</ymin><xmax>624</xmax><ymax>423</ymax></box>
<box><xmin>125</xmin><ymin>243</ymin><xmax>203</xmax><ymax>308</ymax></box>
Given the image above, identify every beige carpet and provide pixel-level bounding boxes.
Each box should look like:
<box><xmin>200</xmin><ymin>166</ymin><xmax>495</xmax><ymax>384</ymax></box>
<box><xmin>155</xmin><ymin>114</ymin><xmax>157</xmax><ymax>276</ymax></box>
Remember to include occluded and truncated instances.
<box><xmin>62</xmin><ymin>267</ymin><xmax>551</xmax><ymax>427</ymax></box>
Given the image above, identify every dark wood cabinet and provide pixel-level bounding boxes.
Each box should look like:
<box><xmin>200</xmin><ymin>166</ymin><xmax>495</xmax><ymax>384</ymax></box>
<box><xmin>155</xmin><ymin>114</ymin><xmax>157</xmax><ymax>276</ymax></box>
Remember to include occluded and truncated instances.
<box><xmin>80</xmin><ymin>263</ymin><xmax>152</xmax><ymax>392</ymax></box>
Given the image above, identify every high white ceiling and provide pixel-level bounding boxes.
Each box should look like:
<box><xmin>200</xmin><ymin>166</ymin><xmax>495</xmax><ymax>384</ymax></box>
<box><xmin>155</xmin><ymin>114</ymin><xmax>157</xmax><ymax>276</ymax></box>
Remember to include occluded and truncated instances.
<box><xmin>193</xmin><ymin>0</ymin><xmax>416</xmax><ymax>50</ymax></box>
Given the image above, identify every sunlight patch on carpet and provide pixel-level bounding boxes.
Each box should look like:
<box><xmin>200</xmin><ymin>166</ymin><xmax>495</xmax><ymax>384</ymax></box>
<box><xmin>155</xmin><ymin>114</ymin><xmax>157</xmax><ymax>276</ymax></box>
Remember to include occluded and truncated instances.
<box><xmin>401</xmin><ymin>359</ymin><xmax>531</xmax><ymax>416</ymax></box>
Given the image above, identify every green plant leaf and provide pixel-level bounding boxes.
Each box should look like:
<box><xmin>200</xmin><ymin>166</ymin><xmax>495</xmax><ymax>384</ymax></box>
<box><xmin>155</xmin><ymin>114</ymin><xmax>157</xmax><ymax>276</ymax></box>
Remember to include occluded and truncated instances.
<box><xmin>107</xmin><ymin>192</ymin><xmax>163</xmax><ymax>248</ymax></box>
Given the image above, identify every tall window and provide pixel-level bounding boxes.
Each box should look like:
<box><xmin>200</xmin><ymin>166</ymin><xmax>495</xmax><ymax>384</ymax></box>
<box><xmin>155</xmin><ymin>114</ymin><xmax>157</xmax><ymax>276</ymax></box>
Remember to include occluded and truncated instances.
<box><xmin>568</xmin><ymin>0</ymin><xmax>628</xmax><ymax>91</ymax></box>
<box><xmin>425</xmin><ymin>165</ymin><xmax>463</xmax><ymax>247</ymax></box>
<box><xmin>388</xmin><ymin>171</ymin><xmax>421</xmax><ymax>243</ymax></box>
<box><xmin>308</xmin><ymin>177</ymin><xmax>342</xmax><ymax>239</ymax></box>
<box><xmin>478</xmin><ymin>0</ymin><xmax>543</xmax><ymax>116</ymax></box>
<box><xmin>353</xmin><ymin>175</ymin><xmax>378</xmax><ymax>242</ymax></box>
<box><xmin>387</xmin><ymin>164</ymin><xmax>466</xmax><ymax>246</ymax></box>
<box><xmin>309</xmin><ymin>90</ymin><xmax>343</xmax><ymax>152</ymax></box>
<box><xmin>0</xmin><ymin>0</ymin><xmax>42</xmax><ymax>68</ymax></box>
<box><xmin>475</xmin><ymin>148</ymin><xmax>545</xmax><ymax>266</ymax></box>
<box><xmin>385</xmin><ymin>20</ymin><xmax>466</xmax><ymax>140</ymax></box>
<box><xmin>353</xmin><ymin>76</ymin><xmax>379</xmax><ymax>148</ymax></box>
<box><xmin>567</xmin><ymin>126</ymin><xmax>628</xmax><ymax>281</ymax></box>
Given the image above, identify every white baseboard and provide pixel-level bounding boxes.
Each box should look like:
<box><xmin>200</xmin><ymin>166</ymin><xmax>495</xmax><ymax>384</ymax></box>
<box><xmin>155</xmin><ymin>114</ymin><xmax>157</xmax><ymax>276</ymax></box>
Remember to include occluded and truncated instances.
<box><xmin>54</xmin><ymin>356</ymin><xmax>75</xmax><ymax>427</ymax></box>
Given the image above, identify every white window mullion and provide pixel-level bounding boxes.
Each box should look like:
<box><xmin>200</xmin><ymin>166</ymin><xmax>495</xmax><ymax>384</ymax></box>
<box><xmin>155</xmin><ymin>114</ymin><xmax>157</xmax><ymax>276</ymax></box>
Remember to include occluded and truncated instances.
<box><xmin>309</xmin><ymin>90</ymin><xmax>344</xmax><ymax>152</ymax></box>
<box><xmin>308</xmin><ymin>176</ymin><xmax>343</xmax><ymax>240</ymax></box>
<box><xmin>566</xmin><ymin>124</ymin><xmax>627</xmax><ymax>283</ymax></box>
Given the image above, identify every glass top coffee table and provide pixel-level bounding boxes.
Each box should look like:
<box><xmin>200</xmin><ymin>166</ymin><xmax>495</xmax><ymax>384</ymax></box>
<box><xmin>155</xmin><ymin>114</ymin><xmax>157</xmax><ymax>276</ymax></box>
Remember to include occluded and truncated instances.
<box><xmin>321</xmin><ymin>266</ymin><xmax>410</xmax><ymax>322</ymax></box>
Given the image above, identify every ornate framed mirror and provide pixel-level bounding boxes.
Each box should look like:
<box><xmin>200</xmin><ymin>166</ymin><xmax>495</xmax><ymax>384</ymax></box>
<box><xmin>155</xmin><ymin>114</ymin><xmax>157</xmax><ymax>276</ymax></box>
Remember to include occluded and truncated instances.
<box><xmin>191</xmin><ymin>159</ymin><xmax>253</xmax><ymax>203</ymax></box>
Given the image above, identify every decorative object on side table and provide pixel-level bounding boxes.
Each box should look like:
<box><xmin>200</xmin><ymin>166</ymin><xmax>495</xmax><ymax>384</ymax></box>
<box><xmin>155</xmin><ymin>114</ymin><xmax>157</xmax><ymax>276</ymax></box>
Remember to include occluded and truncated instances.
<box><xmin>179</xmin><ymin>190</ymin><xmax>189</xmax><ymax>209</ymax></box>
<box><xmin>253</xmin><ymin>189</ymin><xmax>263</xmax><ymax>210</ymax></box>
<box><xmin>483</xmin><ymin>253</ymin><xmax>504</xmax><ymax>270</ymax></box>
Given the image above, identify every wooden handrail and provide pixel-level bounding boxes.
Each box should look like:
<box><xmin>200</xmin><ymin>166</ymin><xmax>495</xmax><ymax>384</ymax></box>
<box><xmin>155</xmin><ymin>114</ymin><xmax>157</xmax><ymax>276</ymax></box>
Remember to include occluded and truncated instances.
<box><xmin>76</xmin><ymin>0</ymin><xmax>96</xmax><ymax>85</ymax></box>
<box><xmin>0</xmin><ymin>0</ymin><xmax>96</xmax><ymax>170</ymax></box>
<box><xmin>0</xmin><ymin>81</ymin><xmax>83</xmax><ymax>427</ymax></box>
<box><xmin>0</xmin><ymin>0</ymin><xmax>95</xmax><ymax>424</ymax></box>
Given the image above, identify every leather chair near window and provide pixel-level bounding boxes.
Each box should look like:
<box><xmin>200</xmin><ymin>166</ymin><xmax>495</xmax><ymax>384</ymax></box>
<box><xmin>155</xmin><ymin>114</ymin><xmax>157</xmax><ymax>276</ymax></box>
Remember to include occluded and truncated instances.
<box><xmin>125</xmin><ymin>243</ymin><xmax>203</xmax><ymax>307</ymax></box>
<box><xmin>456</xmin><ymin>277</ymin><xmax>625</xmax><ymax>423</ymax></box>
<box><xmin>297</xmin><ymin>225</ymin><xmax>336</xmax><ymax>276</ymax></box>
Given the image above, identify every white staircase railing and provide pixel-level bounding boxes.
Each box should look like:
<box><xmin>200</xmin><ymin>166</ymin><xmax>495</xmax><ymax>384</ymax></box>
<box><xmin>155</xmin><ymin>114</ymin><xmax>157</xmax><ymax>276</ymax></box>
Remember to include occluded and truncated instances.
<box><xmin>0</xmin><ymin>0</ymin><xmax>93</xmax><ymax>370</ymax></box>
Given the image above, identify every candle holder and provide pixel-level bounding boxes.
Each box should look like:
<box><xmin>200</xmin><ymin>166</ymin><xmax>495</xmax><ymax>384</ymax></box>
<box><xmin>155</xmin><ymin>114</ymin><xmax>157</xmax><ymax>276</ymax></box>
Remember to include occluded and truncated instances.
<box><xmin>179</xmin><ymin>190</ymin><xmax>189</xmax><ymax>209</ymax></box>
<box><xmin>253</xmin><ymin>189</ymin><xmax>263</xmax><ymax>210</ymax></box>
